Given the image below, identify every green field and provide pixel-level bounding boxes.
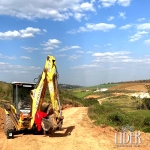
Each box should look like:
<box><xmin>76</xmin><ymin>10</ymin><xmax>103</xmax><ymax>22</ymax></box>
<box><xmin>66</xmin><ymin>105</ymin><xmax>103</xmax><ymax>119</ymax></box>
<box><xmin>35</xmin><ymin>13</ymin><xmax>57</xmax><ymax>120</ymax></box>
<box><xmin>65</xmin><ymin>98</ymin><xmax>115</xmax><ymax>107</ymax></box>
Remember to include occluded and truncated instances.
<box><xmin>88</xmin><ymin>84</ymin><xmax>119</xmax><ymax>89</ymax></box>
<box><xmin>73</xmin><ymin>91</ymin><xmax>93</xmax><ymax>98</ymax></box>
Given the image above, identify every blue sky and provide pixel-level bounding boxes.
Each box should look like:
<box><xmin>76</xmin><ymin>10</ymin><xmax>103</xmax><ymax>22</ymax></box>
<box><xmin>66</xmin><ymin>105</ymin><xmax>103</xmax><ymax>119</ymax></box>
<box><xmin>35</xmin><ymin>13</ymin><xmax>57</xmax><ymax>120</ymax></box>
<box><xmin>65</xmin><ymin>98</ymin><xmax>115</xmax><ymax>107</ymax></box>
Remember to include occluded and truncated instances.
<box><xmin>0</xmin><ymin>0</ymin><xmax>150</xmax><ymax>86</ymax></box>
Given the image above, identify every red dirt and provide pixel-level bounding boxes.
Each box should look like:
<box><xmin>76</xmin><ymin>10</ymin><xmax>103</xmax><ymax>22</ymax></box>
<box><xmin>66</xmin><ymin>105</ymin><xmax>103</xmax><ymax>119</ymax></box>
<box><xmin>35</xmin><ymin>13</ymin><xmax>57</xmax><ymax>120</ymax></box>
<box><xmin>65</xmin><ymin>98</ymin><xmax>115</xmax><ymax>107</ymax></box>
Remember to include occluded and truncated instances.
<box><xmin>109</xmin><ymin>83</ymin><xmax>147</xmax><ymax>92</ymax></box>
<box><xmin>84</xmin><ymin>95</ymin><xmax>100</xmax><ymax>99</ymax></box>
<box><xmin>0</xmin><ymin>107</ymin><xmax>4</xmax><ymax>130</ymax></box>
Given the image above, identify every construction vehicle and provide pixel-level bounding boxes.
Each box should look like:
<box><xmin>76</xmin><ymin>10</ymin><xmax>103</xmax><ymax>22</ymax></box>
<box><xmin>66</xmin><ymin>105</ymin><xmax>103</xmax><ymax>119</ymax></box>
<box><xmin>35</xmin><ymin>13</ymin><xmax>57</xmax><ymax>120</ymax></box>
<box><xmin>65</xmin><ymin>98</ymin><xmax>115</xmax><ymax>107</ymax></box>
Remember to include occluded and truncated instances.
<box><xmin>3</xmin><ymin>55</ymin><xmax>64</xmax><ymax>139</ymax></box>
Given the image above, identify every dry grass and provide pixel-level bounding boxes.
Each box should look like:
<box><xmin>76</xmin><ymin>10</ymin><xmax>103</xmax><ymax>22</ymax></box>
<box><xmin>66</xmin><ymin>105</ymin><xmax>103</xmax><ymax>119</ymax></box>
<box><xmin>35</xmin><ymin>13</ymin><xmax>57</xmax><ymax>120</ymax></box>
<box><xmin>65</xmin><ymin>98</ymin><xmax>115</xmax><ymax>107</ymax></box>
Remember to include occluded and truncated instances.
<box><xmin>109</xmin><ymin>83</ymin><xmax>147</xmax><ymax>92</ymax></box>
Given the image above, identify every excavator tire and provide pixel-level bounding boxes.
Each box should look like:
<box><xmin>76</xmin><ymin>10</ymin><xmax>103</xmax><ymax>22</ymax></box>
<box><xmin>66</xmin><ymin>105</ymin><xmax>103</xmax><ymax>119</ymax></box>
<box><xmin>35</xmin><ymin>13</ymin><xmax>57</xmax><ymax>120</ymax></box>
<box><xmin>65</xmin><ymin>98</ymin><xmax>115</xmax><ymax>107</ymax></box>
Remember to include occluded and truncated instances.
<box><xmin>56</xmin><ymin>120</ymin><xmax>63</xmax><ymax>130</ymax></box>
<box><xmin>4</xmin><ymin>113</ymin><xmax>15</xmax><ymax>139</ymax></box>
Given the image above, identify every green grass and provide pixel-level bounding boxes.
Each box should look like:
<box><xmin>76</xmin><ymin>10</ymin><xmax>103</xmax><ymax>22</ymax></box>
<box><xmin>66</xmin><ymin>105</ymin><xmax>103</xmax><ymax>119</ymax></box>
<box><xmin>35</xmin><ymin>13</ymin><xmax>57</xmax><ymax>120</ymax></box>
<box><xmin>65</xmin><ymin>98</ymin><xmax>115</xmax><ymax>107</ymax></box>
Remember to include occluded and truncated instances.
<box><xmin>73</xmin><ymin>91</ymin><xmax>93</xmax><ymax>98</ymax></box>
<box><xmin>102</xmin><ymin>95</ymin><xmax>138</xmax><ymax>110</ymax></box>
<box><xmin>88</xmin><ymin>84</ymin><xmax>120</xmax><ymax>89</ymax></box>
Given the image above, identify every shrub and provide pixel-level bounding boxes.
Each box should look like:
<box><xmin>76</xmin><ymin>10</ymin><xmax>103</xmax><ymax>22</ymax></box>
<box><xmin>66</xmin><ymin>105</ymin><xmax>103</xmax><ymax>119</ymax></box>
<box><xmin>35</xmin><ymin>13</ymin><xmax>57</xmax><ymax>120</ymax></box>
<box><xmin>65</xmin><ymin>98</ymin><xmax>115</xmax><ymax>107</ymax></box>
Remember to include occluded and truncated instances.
<box><xmin>108</xmin><ymin>112</ymin><xmax>124</xmax><ymax>125</ymax></box>
<box><xmin>143</xmin><ymin>127</ymin><xmax>150</xmax><ymax>133</ymax></box>
<box><xmin>144</xmin><ymin>116</ymin><xmax>150</xmax><ymax>126</ymax></box>
<box><xmin>3</xmin><ymin>96</ymin><xmax>9</xmax><ymax>100</ymax></box>
<box><xmin>140</xmin><ymin>98</ymin><xmax>150</xmax><ymax>110</ymax></box>
<box><xmin>82</xmin><ymin>98</ymin><xmax>99</xmax><ymax>107</ymax></box>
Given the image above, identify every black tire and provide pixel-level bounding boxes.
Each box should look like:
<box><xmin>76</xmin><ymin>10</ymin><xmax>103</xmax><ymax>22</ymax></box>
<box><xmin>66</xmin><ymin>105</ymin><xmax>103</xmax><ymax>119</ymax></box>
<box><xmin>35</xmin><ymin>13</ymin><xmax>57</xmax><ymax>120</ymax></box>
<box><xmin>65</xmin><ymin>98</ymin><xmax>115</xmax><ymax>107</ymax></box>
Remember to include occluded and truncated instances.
<box><xmin>56</xmin><ymin>120</ymin><xmax>63</xmax><ymax>130</ymax></box>
<box><xmin>4</xmin><ymin>113</ymin><xmax>15</xmax><ymax>138</ymax></box>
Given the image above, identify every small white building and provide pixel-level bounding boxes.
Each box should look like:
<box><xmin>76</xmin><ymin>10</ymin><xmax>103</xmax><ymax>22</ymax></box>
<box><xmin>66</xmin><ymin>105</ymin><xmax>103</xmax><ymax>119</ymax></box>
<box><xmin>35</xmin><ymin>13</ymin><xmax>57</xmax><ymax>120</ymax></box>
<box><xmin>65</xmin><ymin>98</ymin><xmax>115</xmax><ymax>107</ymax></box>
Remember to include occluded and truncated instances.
<box><xmin>100</xmin><ymin>88</ymin><xmax>108</xmax><ymax>92</ymax></box>
<box><xmin>131</xmin><ymin>92</ymin><xmax>150</xmax><ymax>99</ymax></box>
<box><xmin>85</xmin><ymin>90</ymin><xmax>89</xmax><ymax>92</ymax></box>
<box><xmin>94</xmin><ymin>87</ymin><xmax>108</xmax><ymax>92</ymax></box>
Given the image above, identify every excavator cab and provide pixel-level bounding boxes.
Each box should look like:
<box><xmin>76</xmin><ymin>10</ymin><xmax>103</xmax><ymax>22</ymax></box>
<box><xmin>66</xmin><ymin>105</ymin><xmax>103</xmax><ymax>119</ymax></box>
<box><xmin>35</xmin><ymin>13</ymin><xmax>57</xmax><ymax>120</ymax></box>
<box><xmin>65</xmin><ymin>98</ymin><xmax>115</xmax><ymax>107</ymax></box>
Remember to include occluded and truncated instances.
<box><xmin>12</xmin><ymin>82</ymin><xmax>35</xmax><ymax>114</ymax></box>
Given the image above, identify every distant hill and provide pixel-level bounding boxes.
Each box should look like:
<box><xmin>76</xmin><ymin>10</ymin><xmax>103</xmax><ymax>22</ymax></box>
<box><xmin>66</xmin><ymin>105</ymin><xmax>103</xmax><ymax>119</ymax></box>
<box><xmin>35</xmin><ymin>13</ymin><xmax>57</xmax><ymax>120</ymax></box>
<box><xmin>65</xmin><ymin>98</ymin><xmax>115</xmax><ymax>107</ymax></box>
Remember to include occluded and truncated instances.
<box><xmin>58</xmin><ymin>84</ymin><xmax>83</xmax><ymax>89</ymax></box>
<box><xmin>105</xmin><ymin>79</ymin><xmax>150</xmax><ymax>84</ymax></box>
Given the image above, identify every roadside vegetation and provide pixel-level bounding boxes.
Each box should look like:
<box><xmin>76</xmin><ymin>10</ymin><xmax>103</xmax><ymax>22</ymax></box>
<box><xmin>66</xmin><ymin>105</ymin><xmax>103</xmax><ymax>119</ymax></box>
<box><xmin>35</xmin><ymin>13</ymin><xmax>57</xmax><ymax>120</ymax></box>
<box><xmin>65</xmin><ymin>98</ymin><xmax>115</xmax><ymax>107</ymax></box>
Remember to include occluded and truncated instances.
<box><xmin>87</xmin><ymin>94</ymin><xmax>150</xmax><ymax>132</ymax></box>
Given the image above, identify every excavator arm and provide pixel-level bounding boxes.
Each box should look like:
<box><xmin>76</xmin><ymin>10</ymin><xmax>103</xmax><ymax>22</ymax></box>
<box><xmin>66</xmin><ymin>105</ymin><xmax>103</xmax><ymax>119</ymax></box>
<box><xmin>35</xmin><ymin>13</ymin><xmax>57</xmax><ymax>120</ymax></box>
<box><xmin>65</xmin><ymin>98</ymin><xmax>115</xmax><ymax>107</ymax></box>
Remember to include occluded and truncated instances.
<box><xmin>30</xmin><ymin>55</ymin><xmax>62</xmax><ymax>128</ymax></box>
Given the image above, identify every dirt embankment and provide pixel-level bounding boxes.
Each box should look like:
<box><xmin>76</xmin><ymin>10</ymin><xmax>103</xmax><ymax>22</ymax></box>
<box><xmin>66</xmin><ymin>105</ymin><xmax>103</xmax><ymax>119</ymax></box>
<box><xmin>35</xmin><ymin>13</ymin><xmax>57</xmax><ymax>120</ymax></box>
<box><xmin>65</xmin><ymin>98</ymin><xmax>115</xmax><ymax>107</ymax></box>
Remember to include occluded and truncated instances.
<box><xmin>0</xmin><ymin>107</ymin><xmax>150</xmax><ymax>150</ymax></box>
<box><xmin>0</xmin><ymin>107</ymin><xmax>4</xmax><ymax>130</ymax></box>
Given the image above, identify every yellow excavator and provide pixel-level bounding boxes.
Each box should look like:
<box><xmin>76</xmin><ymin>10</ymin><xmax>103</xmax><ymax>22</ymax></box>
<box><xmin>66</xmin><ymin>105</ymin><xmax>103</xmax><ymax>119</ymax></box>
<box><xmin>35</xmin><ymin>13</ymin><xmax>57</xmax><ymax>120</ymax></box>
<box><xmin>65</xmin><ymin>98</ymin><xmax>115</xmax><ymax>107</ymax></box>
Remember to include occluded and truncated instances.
<box><xmin>3</xmin><ymin>55</ymin><xmax>64</xmax><ymax>139</ymax></box>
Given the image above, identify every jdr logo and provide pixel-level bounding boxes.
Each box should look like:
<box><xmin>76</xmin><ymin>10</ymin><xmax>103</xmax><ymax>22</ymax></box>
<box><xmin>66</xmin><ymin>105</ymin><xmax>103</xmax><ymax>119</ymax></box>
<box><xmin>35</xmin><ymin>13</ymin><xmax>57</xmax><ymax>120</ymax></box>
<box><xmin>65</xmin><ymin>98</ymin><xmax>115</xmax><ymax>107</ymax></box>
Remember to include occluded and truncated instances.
<box><xmin>115</xmin><ymin>125</ymin><xmax>141</xmax><ymax>147</ymax></box>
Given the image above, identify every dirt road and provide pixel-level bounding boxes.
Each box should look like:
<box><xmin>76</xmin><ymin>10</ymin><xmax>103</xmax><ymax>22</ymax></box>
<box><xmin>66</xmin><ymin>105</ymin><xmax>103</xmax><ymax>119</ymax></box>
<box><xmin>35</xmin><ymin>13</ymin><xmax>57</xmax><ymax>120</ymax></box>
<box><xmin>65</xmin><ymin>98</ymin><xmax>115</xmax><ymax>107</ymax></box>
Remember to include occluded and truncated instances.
<box><xmin>0</xmin><ymin>107</ymin><xmax>150</xmax><ymax>150</ymax></box>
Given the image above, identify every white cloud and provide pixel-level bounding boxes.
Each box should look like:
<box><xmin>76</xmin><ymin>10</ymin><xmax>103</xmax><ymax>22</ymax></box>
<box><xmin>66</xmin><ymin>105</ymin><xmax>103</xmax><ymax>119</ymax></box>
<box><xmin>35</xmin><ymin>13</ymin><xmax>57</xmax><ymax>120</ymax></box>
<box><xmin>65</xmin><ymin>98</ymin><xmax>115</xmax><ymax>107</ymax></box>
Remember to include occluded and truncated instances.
<box><xmin>68</xmin><ymin>22</ymin><xmax>116</xmax><ymax>34</ymax></box>
<box><xmin>21</xmin><ymin>47</ymin><xmax>39</xmax><ymax>52</ymax></box>
<box><xmin>0</xmin><ymin>62</ymin><xmax>9</xmax><ymax>66</ymax></box>
<box><xmin>56</xmin><ymin>54</ymin><xmax>67</xmax><ymax>57</ymax></box>
<box><xmin>20</xmin><ymin>56</ymin><xmax>31</xmax><ymax>59</ymax></box>
<box><xmin>137</xmin><ymin>23</ymin><xmax>150</xmax><ymax>30</ymax></box>
<box><xmin>105</xmin><ymin>43</ymin><xmax>111</xmax><ymax>46</ymax></box>
<box><xmin>42</xmin><ymin>51</ymin><xmax>52</xmax><ymax>55</ymax></box>
<box><xmin>144</xmin><ymin>39</ymin><xmax>150</xmax><ymax>45</ymax></box>
<box><xmin>20</xmin><ymin>27</ymin><xmax>41</xmax><ymax>35</ymax></box>
<box><xmin>68</xmin><ymin>54</ymin><xmax>82</xmax><ymax>60</ymax></box>
<box><xmin>92</xmin><ymin>51</ymin><xmax>130</xmax><ymax>57</ymax></box>
<box><xmin>0</xmin><ymin>30</ymin><xmax>20</xmax><ymax>40</ymax></box>
<box><xmin>74</xmin><ymin>13</ymin><xmax>85</xmax><ymax>22</ymax></box>
<box><xmin>42</xmin><ymin>39</ymin><xmax>61</xmax><ymax>50</ymax></box>
<box><xmin>117</xmin><ymin>0</ymin><xmax>131</xmax><ymax>7</ymax></box>
<box><xmin>110</xmin><ymin>67</ymin><xmax>123</xmax><ymax>70</ymax></box>
<box><xmin>71</xmin><ymin>46</ymin><xmax>81</xmax><ymax>49</ymax></box>
<box><xmin>0</xmin><ymin>62</ymin><xmax>41</xmax><ymax>71</ymax></box>
<box><xmin>43</xmin><ymin>29</ymin><xmax>47</xmax><ymax>32</ymax></box>
<box><xmin>59</xmin><ymin>45</ymin><xmax>81</xmax><ymax>52</ymax></box>
<box><xmin>107</xmin><ymin>16</ymin><xmax>114</xmax><ymax>21</ymax></box>
<box><xmin>129</xmin><ymin>31</ymin><xmax>149</xmax><ymax>42</ymax></box>
<box><xmin>0</xmin><ymin>53</ymin><xmax>16</xmax><ymax>59</ymax></box>
<box><xmin>91</xmin><ymin>51</ymin><xmax>150</xmax><ymax>64</ymax></box>
<box><xmin>137</xmin><ymin>18</ymin><xmax>146</xmax><ymax>22</ymax></box>
<box><xmin>119</xmin><ymin>24</ymin><xmax>133</xmax><ymax>30</ymax></box>
<box><xmin>86</xmin><ymin>23</ymin><xmax>116</xmax><ymax>31</ymax></box>
<box><xmin>0</xmin><ymin>27</ymin><xmax>42</xmax><ymax>40</ymax></box>
<box><xmin>98</xmin><ymin>5</ymin><xmax>101</xmax><ymax>8</ymax></box>
<box><xmin>121</xmin><ymin>59</ymin><xmax>144</xmax><ymax>63</ymax></box>
<box><xmin>76</xmin><ymin>50</ymin><xmax>84</xmax><ymax>53</ymax></box>
<box><xmin>99</xmin><ymin>0</ymin><xmax>117</xmax><ymax>8</ymax></box>
<box><xmin>0</xmin><ymin>70</ymin><xmax>29</xmax><ymax>74</ymax></box>
<box><xmin>119</xmin><ymin>12</ymin><xmax>126</xmax><ymax>19</ymax></box>
<box><xmin>0</xmin><ymin>0</ymin><xmax>96</xmax><ymax>21</ymax></box>
<box><xmin>87</xmin><ymin>51</ymin><xmax>94</xmax><ymax>54</ymax></box>
<box><xmin>99</xmin><ymin>0</ymin><xmax>131</xmax><ymax>7</ymax></box>
<box><xmin>71</xmin><ymin>63</ymin><xmax>101</xmax><ymax>69</ymax></box>
<box><xmin>80</xmin><ymin>2</ymin><xmax>95</xmax><ymax>12</ymax></box>
<box><xmin>94</xmin><ymin>45</ymin><xmax>101</xmax><ymax>48</ymax></box>
<box><xmin>92</xmin><ymin>51</ymin><xmax>132</xmax><ymax>63</ymax></box>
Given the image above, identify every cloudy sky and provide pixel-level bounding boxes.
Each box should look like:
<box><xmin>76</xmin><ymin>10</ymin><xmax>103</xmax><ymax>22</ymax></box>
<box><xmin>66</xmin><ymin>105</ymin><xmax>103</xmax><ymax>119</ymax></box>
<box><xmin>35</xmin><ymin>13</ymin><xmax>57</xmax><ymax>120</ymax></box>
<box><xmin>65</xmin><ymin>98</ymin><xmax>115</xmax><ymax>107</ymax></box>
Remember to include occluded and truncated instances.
<box><xmin>0</xmin><ymin>0</ymin><xmax>150</xmax><ymax>86</ymax></box>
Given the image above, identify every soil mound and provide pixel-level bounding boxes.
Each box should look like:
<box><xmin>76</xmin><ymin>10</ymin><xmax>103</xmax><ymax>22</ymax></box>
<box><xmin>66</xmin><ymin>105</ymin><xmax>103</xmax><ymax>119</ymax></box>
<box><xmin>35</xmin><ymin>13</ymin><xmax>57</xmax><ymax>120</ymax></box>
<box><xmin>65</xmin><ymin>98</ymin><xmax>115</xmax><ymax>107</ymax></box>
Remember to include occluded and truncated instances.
<box><xmin>0</xmin><ymin>107</ymin><xmax>4</xmax><ymax>130</ymax></box>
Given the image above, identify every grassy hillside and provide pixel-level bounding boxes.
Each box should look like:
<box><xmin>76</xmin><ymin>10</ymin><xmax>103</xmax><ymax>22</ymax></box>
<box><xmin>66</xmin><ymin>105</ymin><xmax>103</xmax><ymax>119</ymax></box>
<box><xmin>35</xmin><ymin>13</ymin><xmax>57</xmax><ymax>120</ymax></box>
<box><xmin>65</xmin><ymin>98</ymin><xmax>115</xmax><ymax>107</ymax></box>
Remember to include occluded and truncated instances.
<box><xmin>0</xmin><ymin>81</ymin><xmax>12</xmax><ymax>101</ymax></box>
